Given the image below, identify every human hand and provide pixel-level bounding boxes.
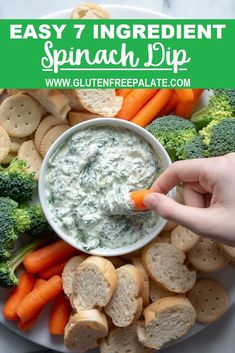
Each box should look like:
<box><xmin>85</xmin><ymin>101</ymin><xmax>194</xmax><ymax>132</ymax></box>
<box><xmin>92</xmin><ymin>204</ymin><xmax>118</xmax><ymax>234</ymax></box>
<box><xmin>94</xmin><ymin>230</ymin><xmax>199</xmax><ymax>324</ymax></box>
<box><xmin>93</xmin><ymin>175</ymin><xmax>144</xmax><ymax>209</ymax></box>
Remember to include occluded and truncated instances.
<box><xmin>144</xmin><ymin>153</ymin><xmax>235</xmax><ymax>246</ymax></box>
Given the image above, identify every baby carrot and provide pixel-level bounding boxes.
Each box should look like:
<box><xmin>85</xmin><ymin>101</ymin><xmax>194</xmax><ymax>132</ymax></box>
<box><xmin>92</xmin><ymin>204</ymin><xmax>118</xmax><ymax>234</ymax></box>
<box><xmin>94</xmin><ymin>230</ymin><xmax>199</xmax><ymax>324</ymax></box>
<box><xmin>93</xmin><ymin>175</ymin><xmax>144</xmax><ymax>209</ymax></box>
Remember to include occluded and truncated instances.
<box><xmin>18</xmin><ymin>279</ymin><xmax>46</xmax><ymax>331</ymax></box>
<box><xmin>23</xmin><ymin>240</ymin><xmax>78</xmax><ymax>274</ymax></box>
<box><xmin>3</xmin><ymin>272</ymin><xmax>35</xmax><ymax>321</ymax></box>
<box><xmin>17</xmin><ymin>275</ymin><xmax>63</xmax><ymax>322</ymax></box>
<box><xmin>131</xmin><ymin>89</ymin><xmax>173</xmax><ymax>127</ymax></box>
<box><xmin>116</xmin><ymin>89</ymin><xmax>158</xmax><ymax>120</ymax></box>
<box><xmin>116</xmin><ymin>89</ymin><xmax>133</xmax><ymax>98</ymax></box>
<box><xmin>175</xmin><ymin>89</ymin><xmax>204</xmax><ymax>118</ymax></box>
<box><xmin>158</xmin><ymin>92</ymin><xmax>178</xmax><ymax>117</ymax></box>
<box><xmin>175</xmin><ymin>89</ymin><xmax>194</xmax><ymax>102</ymax></box>
<box><xmin>130</xmin><ymin>189</ymin><xmax>152</xmax><ymax>210</ymax></box>
<box><xmin>49</xmin><ymin>294</ymin><xmax>72</xmax><ymax>335</ymax></box>
<box><xmin>38</xmin><ymin>261</ymin><xmax>67</xmax><ymax>280</ymax></box>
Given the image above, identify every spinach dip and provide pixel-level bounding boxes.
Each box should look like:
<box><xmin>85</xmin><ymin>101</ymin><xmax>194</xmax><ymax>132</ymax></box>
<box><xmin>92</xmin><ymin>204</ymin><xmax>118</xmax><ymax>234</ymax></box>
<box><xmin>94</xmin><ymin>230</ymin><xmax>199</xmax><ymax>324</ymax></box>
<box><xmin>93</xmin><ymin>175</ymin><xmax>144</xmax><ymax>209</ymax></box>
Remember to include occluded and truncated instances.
<box><xmin>46</xmin><ymin>125</ymin><xmax>160</xmax><ymax>251</ymax></box>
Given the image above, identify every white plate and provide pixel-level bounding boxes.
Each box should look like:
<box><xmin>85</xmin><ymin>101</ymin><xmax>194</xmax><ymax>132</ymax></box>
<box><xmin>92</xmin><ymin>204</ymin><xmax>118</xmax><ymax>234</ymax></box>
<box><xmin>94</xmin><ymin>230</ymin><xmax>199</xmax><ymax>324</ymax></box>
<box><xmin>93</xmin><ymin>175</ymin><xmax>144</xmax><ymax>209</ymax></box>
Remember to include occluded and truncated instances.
<box><xmin>1</xmin><ymin>4</ymin><xmax>234</xmax><ymax>353</ymax></box>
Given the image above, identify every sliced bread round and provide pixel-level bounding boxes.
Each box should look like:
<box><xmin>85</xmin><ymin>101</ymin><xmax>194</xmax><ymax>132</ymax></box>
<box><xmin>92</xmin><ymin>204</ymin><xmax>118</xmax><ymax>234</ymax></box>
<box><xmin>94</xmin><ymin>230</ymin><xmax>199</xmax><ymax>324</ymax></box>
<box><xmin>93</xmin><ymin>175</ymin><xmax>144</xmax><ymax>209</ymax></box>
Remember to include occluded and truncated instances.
<box><xmin>62</xmin><ymin>255</ymin><xmax>86</xmax><ymax>299</ymax></box>
<box><xmin>76</xmin><ymin>89</ymin><xmax>123</xmax><ymax>117</ymax></box>
<box><xmin>149</xmin><ymin>279</ymin><xmax>175</xmax><ymax>302</ymax></box>
<box><xmin>131</xmin><ymin>257</ymin><xmax>150</xmax><ymax>307</ymax></box>
<box><xmin>100</xmin><ymin>323</ymin><xmax>153</xmax><ymax>353</ymax></box>
<box><xmin>137</xmin><ymin>296</ymin><xmax>196</xmax><ymax>350</ymax></box>
<box><xmin>104</xmin><ymin>264</ymin><xmax>143</xmax><ymax>327</ymax></box>
<box><xmin>71</xmin><ymin>3</ymin><xmax>110</xmax><ymax>19</ymax></box>
<box><xmin>27</xmin><ymin>89</ymin><xmax>71</xmax><ymax>121</ymax></box>
<box><xmin>142</xmin><ymin>242</ymin><xmax>196</xmax><ymax>293</ymax></box>
<box><xmin>72</xmin><ymin>256</ymin><xmax>118</xmax><ymax>311</ymax></box>
<box><xmin>64</xmin><ymin>309</ymin><xmax>108</xmax><ymax>352</ymax></box>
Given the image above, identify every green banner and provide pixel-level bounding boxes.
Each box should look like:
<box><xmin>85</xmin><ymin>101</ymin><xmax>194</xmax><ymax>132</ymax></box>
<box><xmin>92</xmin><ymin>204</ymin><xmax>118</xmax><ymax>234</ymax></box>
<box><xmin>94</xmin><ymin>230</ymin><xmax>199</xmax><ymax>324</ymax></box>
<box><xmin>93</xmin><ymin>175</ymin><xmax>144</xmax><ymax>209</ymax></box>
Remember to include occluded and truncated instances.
<box><xmin>0</xmin><ymin>19</ymin><xmax>234</xmax><ymax>89</ymax></box>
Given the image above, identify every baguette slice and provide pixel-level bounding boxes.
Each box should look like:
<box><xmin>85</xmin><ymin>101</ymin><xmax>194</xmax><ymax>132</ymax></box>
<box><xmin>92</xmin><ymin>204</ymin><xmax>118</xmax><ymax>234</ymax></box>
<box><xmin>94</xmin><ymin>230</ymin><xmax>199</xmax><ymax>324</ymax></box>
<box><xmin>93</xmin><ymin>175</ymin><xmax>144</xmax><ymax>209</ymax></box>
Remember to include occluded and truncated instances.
<box><xmin>142</xmin><ymin>242</ymin><xmax>196</xmax><ymax>293</ymax></box>
<box><xmin>149</xmin><ymin>279</ymin><xmax>175</xmax><ymax>302</ymax></box>
<box><xmin>64</xmin><ymin>309</ymin><xmax>108</xmax><ymax>352</ymax></box>
<box><xmin>68</xmin><ymin>111</ymin><xmax>101</xmax><ymax>126</ymax></box>
<box><xmin>27</xmin><ymin>89</ymin><xmax>71</xmax><ymax>120</ymax></box>
<box><xmin>131</xmin><ymin>257</ymin><xmax>149</xmax><ymax>307</ymax></box>
<box><xmin>137</xmin><ymin>296</ymin><xmax>196</xmax><ymax>350</ymax></box>
<box><xmin>104</xmin><ymin>264</ymin><xmax>143</xmax><ymax>327</ymax></box>
<box><xmin>62</xmin><ymin>89</ymin><xmax>85</xmax><ymax>111</ymax></box>
<box><xmin>71</xmin><ymin>3</ymin><xmax>110</xmax><ymax>19</ymax></box>
<box><xmin>62</xmin><ymin>255</ymin><xmax>86</xmax><ymax>299</ymax></box>
<box><xmin>100</xmin><ymin>323</ymin><xmax>153</xmax><ymax>353</ymax></box>
<box><xmin>76</xmin><ymin>89</ymin><xmax>123</xmax><ymax>117</ymax></box>
<box><xmin>106</xmin><ymin>256</ymin><xmax>126</xmax><ymax>268</ymax></box>
<box><xmin>72</xmin><ymin>256</ymin><xmax>118</xmax><ymax>311</ymax></box>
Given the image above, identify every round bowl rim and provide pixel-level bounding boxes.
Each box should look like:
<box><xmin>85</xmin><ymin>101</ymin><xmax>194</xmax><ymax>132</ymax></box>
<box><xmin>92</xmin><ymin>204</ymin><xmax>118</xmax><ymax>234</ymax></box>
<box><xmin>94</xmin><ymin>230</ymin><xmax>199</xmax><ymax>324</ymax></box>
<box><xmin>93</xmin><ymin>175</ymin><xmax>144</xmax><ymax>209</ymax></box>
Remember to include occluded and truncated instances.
<box><xmin>39</xmin><ymin>117</ymin><xmax>174</xmax><ymax>256</ymax></box>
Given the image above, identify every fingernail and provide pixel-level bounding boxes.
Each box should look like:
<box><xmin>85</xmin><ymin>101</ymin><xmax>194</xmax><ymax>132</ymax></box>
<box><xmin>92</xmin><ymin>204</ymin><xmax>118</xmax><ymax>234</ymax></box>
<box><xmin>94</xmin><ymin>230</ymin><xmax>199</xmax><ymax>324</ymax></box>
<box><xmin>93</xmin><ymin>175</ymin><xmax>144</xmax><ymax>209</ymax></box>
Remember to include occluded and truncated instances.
<box><xmin>144</xmin><ymin>194</ymin><xmax>158</xmax><ymax>209</ymax></box>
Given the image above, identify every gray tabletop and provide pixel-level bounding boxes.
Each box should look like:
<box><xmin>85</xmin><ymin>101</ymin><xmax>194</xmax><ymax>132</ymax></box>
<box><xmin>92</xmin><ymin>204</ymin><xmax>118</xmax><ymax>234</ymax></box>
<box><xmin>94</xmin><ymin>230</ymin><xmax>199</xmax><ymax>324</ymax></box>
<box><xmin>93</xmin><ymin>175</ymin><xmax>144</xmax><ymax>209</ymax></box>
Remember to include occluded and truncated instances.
<box><xmin>0</xmin><ymin>0</ymin><xmax>235</xmax><ymax>352</ymax></box>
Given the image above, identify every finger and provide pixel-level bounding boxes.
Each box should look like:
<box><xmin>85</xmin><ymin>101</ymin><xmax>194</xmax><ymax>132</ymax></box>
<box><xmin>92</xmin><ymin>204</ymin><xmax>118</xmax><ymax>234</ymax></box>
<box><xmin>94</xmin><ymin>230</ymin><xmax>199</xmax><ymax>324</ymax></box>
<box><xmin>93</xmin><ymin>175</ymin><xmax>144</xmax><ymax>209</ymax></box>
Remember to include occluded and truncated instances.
<box><xmin>151</xmin><ymin>159</ymin><xmax>213</xmax><ymax>194</ymax></box>
<box><xmin>183</xmin><ymin>183</ymin><xmax>206</xmax><ymax>208</ymax></box>
<box><xmin>144</xmin><ymin>192</ymin><xmax>215</xmax><ymax>234</ymax></box>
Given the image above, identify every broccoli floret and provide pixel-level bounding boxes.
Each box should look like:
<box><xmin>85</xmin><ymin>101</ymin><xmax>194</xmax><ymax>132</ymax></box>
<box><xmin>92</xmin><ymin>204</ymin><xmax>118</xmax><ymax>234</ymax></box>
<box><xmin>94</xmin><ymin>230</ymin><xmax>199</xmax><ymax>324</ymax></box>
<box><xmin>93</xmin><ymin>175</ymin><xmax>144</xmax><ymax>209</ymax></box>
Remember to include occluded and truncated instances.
<box><xmin>206</xmin><ymin>118</ymin><xmax>235</xmax><ymax>157</ymax></box>
<box><xmin>178</xmin><ymin>135</ymin><xmax>206</xmax><ymax>160</ymax></box>
<box><xmin>0</xmin><ymin>158</ymin><xmax>37</xmax><ymax>203</ymax></box>
<box><xmin>146</xmin><ymin>115</ymin><xmax>197</xmax><ymax>161</ymax></box>
<box><xmin>28</xmin><ymin>204</ymin><xmax>52</xmax><ymax>236</ymax></box>
<box><xmin>0</xmin><ymin>197</ymin><xmax>51</xmax><ymax>260</ymax></box>
<box><xmin>0</xmin><ymin>239</ymin><xmax>49</xmax><ymax>288</ymax></box>
<box><xmin>213</xmin><ymin>89</ymin><xmax>235</xmax><ymax>113</ymax></box>
<box><xmin>191</xmin><ymin>89</ymin><xmax>235</xmax><ymax>134</ymax></box>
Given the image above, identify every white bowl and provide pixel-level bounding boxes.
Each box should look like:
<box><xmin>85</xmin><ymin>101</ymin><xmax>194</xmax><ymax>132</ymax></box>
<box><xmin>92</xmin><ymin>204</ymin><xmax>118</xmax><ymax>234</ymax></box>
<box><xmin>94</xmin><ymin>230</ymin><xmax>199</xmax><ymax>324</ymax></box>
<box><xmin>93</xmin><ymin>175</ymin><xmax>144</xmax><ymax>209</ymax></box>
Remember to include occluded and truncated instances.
<box><xmin>39</xmin><ymin>118</ymin><xmax>173</xmax><ymax>257</ymax></box>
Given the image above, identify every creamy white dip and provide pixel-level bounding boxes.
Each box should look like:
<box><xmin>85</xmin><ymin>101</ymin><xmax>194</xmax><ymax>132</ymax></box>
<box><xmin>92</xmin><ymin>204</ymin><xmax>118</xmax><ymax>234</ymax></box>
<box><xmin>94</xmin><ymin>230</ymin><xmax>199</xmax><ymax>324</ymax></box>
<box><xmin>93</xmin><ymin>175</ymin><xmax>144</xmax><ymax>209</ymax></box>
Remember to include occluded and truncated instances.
<box><xmin>46</xmin><ymin>125</ymin><xmax>160</xmax><ymax>251</ymax></box>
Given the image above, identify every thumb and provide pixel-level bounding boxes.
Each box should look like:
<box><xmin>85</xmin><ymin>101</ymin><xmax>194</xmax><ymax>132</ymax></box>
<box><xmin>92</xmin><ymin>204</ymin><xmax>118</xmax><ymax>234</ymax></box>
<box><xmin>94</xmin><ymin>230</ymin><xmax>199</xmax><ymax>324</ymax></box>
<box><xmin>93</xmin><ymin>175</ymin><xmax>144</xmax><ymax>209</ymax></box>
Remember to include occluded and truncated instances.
<box><xmin>144</xmin><ymin>192</ymin><xmax>213</xmax><ymax>235</ymax></box>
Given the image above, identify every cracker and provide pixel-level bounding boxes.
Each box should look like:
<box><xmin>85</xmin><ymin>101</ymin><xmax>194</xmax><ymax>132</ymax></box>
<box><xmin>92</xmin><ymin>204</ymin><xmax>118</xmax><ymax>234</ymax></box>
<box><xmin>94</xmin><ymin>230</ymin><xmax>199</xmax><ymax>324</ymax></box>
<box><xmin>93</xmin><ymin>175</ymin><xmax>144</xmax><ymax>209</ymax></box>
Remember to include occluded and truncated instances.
<box><xmin>0</xmin><ymin>127</ymin><xmax>11</xmax><ymax>162</ymax></box>
<box><xmin>220</xmin><ymin>243</ymin><xmax>235</xmax><ymax>261</ymax></box>
<box><xmin>35</xmin><ymin>115</ymin><xmax>68</xmax><ymax>152</ymax></box>
<box><xmin>10</xmin><ymin>136</ymin><xmax>27</xmax><ymax>153</ymax></box>
<box><xmin>171</xmin><ymin>225</ymin><xmax>199</xmax><ymax>252</ymax></box>
<box><xmin>40</xmin><ymin>125</ymin><xmax>70</xmax><ymax>158</ymax></box>
<box><xmin>69</xmin><ymin>111</ymin><xmax>100</xmax><ymax>126</ymax></box>
<box><xmin>1</xmin><ymin>152</ymin><xmax>17</xmax><ymax>164</ymax></box>
<box><xmin>0</xmin><ymin>94</ymin><xmax>41</xmax><ymax>137</ymax></box>
<box><xmin>18</xmin><ymin>140</ymin><xmax>42</xmax><ymax>180</ymax></box>
<box><xmin>187</xmin><ymin>238</ymin><xmax>228</xmax><ymax>272</ymax></box>
<box><xmin>187</xmin><ymin>278</ymin><xmax>229</xmax><ymax>324</ymax></box>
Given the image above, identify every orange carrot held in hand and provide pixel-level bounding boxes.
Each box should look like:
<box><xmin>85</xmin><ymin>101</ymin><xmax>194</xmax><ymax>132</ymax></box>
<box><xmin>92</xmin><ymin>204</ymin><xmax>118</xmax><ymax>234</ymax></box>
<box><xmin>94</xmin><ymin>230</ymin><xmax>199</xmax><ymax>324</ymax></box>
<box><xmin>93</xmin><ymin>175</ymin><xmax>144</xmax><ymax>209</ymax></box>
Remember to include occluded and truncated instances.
<box><xmin>49</xmin><ymin>294</ymin><xmax>72</xmax><ymax>335</ymax></box>
<box><xmin>130</xmin><ymin>189</ymin><xmax>152</xmax><ymax>211</ymax></box>
<box><xmin>116</xmin><ymin>89</ymin><xmax>133</xmax><ymax>98</ymax></box>
<box><xmin>131</xmin><ymin>89</ymin><xmax>173</xmax><ymax>127</ymax></box>
<box><xmin>17</xmin><ymin>275</ymin><xmax>63</xmax><ymax>322</ymax></box>
<box><xmin>175</xmin><ymin>89</ymin><xmax>194</xmax><ymax>102</ymax></box>
<box><xmin>3</xmin><ymin>272</ymin><xmax>35</xmax><ymax>321</ymax></box>
<box><xmin>18</xmin><ymin>279</ymin><xmax>46</xmax><ymax>331</ymax></box>
<box><xmin>38</xmin><ymin>261</ymin><xmax>67</xmax><ymax>280</ymax></box>
<box><xmin>23</xmin><ymin>240</ymin><xmax>78</xmax><ymax>274</ymax></box>
<box><xmin>116</xmin><ymin>89</ymin><xmax>158</xmax><ymax>120</ymax></box>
